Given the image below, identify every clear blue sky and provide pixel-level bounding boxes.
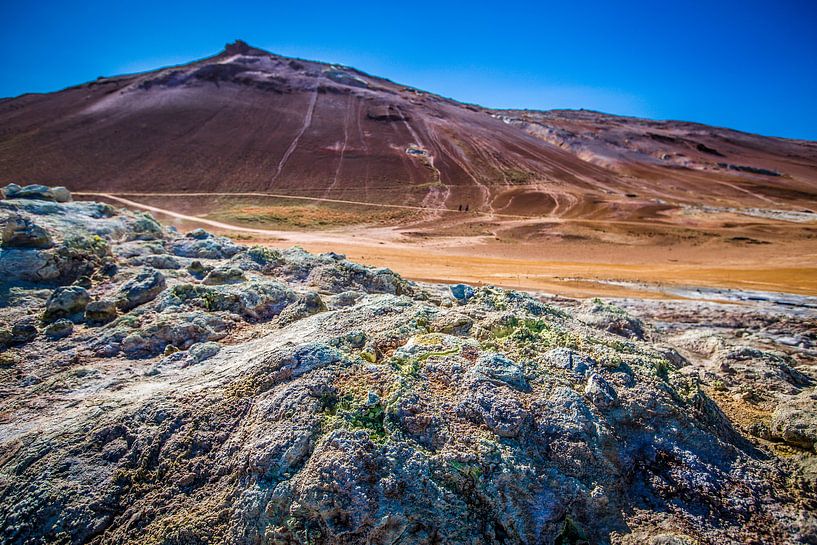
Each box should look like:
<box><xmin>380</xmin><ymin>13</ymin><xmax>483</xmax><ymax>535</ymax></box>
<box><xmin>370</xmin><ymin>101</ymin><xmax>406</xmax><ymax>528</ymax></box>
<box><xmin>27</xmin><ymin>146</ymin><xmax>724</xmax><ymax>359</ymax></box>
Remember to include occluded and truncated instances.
<box><xmin>2</xmin><ymin>0</ymin><xmax>816</xmax><ymax>140</ymax></box>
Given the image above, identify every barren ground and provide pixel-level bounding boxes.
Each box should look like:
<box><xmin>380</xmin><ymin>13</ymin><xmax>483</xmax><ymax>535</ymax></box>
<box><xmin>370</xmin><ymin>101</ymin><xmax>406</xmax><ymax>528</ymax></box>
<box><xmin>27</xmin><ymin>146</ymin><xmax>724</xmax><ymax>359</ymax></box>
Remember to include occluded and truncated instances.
<box><xmin>79</xmin><ymin>192</ymin><xmax>817</xmax><ymax>300</ymax></box>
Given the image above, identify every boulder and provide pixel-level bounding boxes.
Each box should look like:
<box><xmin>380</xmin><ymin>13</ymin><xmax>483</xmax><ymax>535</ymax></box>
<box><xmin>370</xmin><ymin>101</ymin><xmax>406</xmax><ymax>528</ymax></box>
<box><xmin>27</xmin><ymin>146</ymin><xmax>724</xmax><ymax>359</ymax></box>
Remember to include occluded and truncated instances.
<box><xmin>770</xmin><ymin>390</ymin><xmax>817</xmax><ymax>451</ymax></box>
<box><xmin>117</xmin><ymin>268</ymin><xmax>166</xmax><ymax>311</ymax></box>
<box><xmin>1</xmin><ymin>183</ymin><xmax>72</xmax><ymax>202</ymax></box>
<box><xmin>43</xmin><ymin>286</ymin><xmax>90</xmax><ymax>322</ymax></box>
<box><xmin>2</xmin><ymin>215</ymin><xmax>53</xmax><ymax>249</ymax></box>
<box><xmin>170</xmin><ymin>230</ymin><xmax>242</xmax><ymax>259</ymax></box>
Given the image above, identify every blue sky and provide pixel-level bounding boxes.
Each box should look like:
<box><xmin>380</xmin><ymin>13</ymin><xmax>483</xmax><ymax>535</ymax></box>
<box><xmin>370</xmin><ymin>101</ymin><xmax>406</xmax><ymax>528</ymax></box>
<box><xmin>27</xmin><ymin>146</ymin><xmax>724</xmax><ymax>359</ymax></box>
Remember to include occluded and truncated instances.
<box><xmin>2</xmin><ymin>0</ymin><xmax>816</xmax><ymax>139</ymax></box>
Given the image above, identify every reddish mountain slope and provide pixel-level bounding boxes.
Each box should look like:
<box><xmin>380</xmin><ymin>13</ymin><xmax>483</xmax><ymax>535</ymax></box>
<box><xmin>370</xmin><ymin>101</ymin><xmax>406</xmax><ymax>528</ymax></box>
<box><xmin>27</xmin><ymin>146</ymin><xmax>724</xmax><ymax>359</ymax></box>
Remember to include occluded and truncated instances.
<box><xmin>1</xmin><ymin>41</ymin><xmax>816</xmax><ymax>218</ymax></box>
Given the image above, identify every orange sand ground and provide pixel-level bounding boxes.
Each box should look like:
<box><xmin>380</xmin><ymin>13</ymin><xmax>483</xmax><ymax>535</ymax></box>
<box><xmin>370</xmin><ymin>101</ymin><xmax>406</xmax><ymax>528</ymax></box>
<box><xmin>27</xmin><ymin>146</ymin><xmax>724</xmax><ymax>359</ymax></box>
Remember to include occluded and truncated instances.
<box><xmin>83</xmin><ymin>193</ymin><xmax>817</xmax><ymax>300</ymax></box>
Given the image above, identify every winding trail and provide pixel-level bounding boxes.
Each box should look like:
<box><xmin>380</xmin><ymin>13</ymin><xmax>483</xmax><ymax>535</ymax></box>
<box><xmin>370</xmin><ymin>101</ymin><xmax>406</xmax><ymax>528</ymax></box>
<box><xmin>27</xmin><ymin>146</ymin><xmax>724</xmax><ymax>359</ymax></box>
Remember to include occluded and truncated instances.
<box><xmin>74</xmin><ymin>192</ymin><xmax>535</xmax><ymax>220</ymax></box>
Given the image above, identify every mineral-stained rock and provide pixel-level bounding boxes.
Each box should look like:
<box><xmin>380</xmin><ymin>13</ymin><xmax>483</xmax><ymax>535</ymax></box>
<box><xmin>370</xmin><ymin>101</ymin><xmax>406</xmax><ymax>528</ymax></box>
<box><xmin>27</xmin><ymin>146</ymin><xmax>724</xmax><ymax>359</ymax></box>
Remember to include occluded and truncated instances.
<box><xmin>544</xmin><ymin>347</ymin><xmax>596</xmax><ymax>376</ymax></box>
<box><xmin>84</xmin><ymin>298</ymin><xmax>118</xmax><ymax>324</ymax></box>
<box><xmin>468</xmin><ymin>352</ymin><xmax>529</xmax><ymax>391</ymax></box>
<box><xmin>202</xmin><ymin>266</ymin><xmax>246</xmax><ymax>285</ymax></box>
<box><xmin>307</xmin><ymin>260</ymin><xmax>410</xmax><ymax>295</ymax></box>
<box><xmin>584</xmin><ymin>372</ymin><xmax>618</xmax><ymax>407</ymax></box>
<box><xmin>116</xmin><ymin>312</ymin><xmax>232</xmax><ymax>357</ymax></box>
<box><xmin>450</xmin><ymin>283</ymin><xmax>475</xmax><ymax>303</ymax></box>
<box><xmin>2</xmin><ymin>214</ymin><xmax>53</xmax><ymax>248</ymax></box>
<box><xmin>459</xmin><ymin>380</ymin><xmax>528</xmax><ymax>437</ymax></box>
<box><xmin>43</xmin><ymin>286</ymin><xmax>90</xmax><ymax>321</ymax></box>
<box><xmin>127</xmin><ymin>212</ymin><xmax>164</xmax><ymax>241</ymax></box>
<box><xmin>43</xmin><ymin>318</ymin><xmax>74</xmax><ymax>339</ymax></box>
<box><xmin>577</xmin><ymin>298</ymin><xmax>646</xmax><ymax>339</ymax></box>
<box><xmin>157</xmin><ymin>280</ymin><xmax>298</xmax><ymax>321</ymax></box>
<box><xmin>128</xmin><ymin>253</ymin><xmax>181</xmax><ymax>269</ymax></box>
<box><xmin>116</xmin><ymin>268</ymin><xmax>166</xmax><ymax>311</ymax></box>
<box><xmin>170</xmin><ymin>228</ymin><xmax>243</xmax><ymax>258</ymax></box>
<box><xmin>10</xmin><ymin>319</ymin><xmax>37</xmax><ymax>345</ymax></box>
<box><xmin>771</xmin><ymin>389</ymin><xmax>817</xmax><ymax>451</ymax></box>
<box><xmin>1</xmin><ymin>183</ymin><xmax>72</xmax><ymax>202</ymax></box>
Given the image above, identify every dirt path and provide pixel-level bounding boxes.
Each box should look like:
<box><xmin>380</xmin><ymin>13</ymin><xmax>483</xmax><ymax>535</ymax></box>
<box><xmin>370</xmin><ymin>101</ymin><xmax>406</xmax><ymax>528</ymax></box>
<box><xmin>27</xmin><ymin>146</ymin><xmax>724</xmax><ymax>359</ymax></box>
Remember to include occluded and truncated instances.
<box><xmin>74</xmin><ymin>191</ymin><xmax>539</xmax><ymax>219</ymax></box>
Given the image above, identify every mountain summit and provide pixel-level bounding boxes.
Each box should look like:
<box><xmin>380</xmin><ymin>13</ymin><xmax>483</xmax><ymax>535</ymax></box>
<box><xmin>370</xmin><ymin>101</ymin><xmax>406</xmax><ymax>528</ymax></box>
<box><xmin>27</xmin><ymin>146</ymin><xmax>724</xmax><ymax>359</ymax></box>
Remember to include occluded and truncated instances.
<box><xmin>0</xmin><ymin>42</ymin><xmax>815</xmax><ymax>216</ymax></box>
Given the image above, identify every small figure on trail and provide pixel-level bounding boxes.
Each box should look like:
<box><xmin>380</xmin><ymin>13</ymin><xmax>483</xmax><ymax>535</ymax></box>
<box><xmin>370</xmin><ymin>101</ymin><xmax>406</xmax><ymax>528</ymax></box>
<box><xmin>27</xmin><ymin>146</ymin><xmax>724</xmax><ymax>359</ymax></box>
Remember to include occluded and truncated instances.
<box><xmin>465</xmin><ymin>204</ymin><xmax>470</xmax><ymax>212</ymax></box>
<box><xmin>458</xmin><ymin>204</ymin><xmax>462</xmax><ymax>212</ymax></box>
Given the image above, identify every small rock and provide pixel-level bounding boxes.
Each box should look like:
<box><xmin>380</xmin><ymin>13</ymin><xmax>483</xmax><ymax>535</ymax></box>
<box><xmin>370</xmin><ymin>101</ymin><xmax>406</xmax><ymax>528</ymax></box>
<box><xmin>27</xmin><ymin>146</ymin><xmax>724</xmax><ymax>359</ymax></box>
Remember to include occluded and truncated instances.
<box><xmin>73</xmin><ymin>276</ymin><xmax>93</xmax><ymax>289</ymax></box>
<box><xmin>44</xmin><ymin>319</ymin><xmax>73</xmax><ymax>340</ymax></box>
<box><xmin>10</xmin><ymin>320</ymin><xmax>38</xmax><ymax>345</ymax></box>
<box><xmin>188</xmin><ymin>228</ymin><xmax>210</xmax><ymax>240</ymax></box>
<box><xmin>544</xmin><ymin>347</ymin><xmax>596</xmax><ymax>376</ymax></box>
<box><xmin>43</xmin><ymin>286</ymin><xmax>90</xmax><ymax>322</ymax></box>
<box><xmin>187</xmin><ymin>260</ymin><xmax>211</xmax><ymax>278</ymax></box>
<box><xmin>202</xmin><ymin>266</ymin><xmax>246</xmax><ymax>285</ymax></box>
<box><xmin>469</xmin><ymin>352</ymin><xmax>529</xmax><ymax>391</ymax></box>
<box><xmin>584</xmin><ymin>373</ymin><xmax>618</xmax><ymax>407</ymax></box>
<box><xmin>170</xmin><ymin>231</ymin><xmax>242</xmax><ymax>259</ymax></box>
<box><xmin>327</xmin><ymin>291</ymin><xmax>365</xmax><ymax>309</ymax></box>
<box><xmin>450</xmin><ymin>283</ymin><xmax>475</xmax><ymax>304</ymax></box>
<box><xmin>130</xmin><ymin>254</ymin><xmax>181</xmax><ymax>270</ymax></box>
<box><xmin>85</xmin><ymin>299</ymin><xmax>118</xmax><ymax>325</ymax></box>
<box><xmin>0</xmin><ymin>329</ymin><xmax>12</xmax><ymax>348</ymax></box>
<box><xmin>188</xmin><ymin>341</ymin><xmax>221</xmax><ymax>363</ymax></box>
<box><xmin>2</xmin><ymin>215</ymin><xmax>53</xmax><ymax>249</ymax></box>
<box><xmin>128</xmin><ymin>212</ymin><xmax>164</xmax><ymax>241</ymax></box>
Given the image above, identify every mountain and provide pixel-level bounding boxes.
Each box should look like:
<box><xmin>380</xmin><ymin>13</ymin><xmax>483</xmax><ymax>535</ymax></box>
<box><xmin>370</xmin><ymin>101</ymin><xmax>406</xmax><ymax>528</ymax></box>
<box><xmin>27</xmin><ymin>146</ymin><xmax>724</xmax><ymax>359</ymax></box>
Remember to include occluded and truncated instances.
<box><xmin>1</xmin><ymin>40</ymin><xmax>816</xmax><ymax>218</ymax></box>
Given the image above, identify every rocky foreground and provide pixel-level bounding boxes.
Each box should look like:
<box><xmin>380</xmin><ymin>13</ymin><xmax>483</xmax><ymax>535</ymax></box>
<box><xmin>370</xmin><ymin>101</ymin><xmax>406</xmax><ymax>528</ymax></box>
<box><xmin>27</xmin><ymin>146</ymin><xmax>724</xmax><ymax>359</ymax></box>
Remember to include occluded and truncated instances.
<box><xmin>0</xmin><ymin>185</ymin><xmax>815</xmax><ymax>545</ymax></box>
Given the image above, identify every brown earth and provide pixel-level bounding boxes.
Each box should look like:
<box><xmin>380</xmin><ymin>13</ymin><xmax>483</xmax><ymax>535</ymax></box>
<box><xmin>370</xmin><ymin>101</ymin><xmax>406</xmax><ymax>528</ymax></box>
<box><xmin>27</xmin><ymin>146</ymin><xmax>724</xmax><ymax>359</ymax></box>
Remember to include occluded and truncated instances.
<box><xmin>2</xmin><ymin>40</ymin><xmax>816</xmax><ymax>220</ymax></box>
<box><xmin>80</xmin><ymin>192</ymin><xmax>817</xmax><ymax>299</ymax></box>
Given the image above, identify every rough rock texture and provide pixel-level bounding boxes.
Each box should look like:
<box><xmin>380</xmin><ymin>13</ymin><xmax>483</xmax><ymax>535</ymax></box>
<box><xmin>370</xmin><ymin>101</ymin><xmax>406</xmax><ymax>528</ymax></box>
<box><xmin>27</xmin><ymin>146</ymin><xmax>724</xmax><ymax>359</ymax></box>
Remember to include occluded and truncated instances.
<box><xmin>43</xmin><ymin>285</ymin><xmax>90</xmax><ymax>321</ymax></box>
<box><xmin>2</xmin><ymin>214</ymin><xmax>54</xmax><ymax>249</ymax></box>
<box><xmin>0</xmin><ymin>186</ymin><xmax>815</xmax><ymax>545</ymax></box>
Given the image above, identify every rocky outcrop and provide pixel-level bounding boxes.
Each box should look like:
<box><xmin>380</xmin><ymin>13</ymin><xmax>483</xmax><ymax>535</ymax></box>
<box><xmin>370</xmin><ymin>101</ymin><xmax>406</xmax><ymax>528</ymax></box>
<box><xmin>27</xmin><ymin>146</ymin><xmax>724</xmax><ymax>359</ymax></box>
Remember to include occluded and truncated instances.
<box><xmin>2</xmin><ymin>214</ymin><xmax>53</xmax><ymax>249</ymax></box>
<box><xmin>0</xmin><ymin>185</ymin><xmax>814</xmax><ymax>545</ymax></box>
<box><xmin>1</xmin><ymin>183</ymin><xmax>72</xmax><ymax>202</ymax></box>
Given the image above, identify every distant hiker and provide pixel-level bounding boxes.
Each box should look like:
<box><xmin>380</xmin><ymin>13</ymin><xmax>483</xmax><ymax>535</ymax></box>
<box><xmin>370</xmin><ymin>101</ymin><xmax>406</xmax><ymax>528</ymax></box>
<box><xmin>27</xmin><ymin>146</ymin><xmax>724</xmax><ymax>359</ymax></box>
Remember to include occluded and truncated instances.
<box><xmin>458</xmin><ymin>204</ymin><xmax>462</xmax><ymax>211</ymax></box>
<box><xmin>465</xmin><ymin>204</ymin><xmax>470</xmax><ymax>212</ymax></box>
